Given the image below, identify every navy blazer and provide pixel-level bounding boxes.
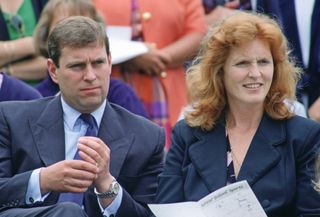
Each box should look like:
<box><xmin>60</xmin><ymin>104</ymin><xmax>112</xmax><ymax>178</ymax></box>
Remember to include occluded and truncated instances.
<box><xmin>257</xmin><ymin>0</ymin><xmax>320</xmax><ymax>105</ymax></box>
<box><xmin>0</xmin><ymin>96</ymin><xmax>165</xmax><ymax>217</ymax></box>
<box><xmin>156</xmin><ymin>114</ymin><xmax>320</xmax><ymax>217</ymax></box>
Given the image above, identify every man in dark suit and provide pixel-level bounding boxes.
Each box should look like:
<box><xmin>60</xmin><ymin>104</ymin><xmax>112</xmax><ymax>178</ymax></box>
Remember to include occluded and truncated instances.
<box><xmin>0</xmin><ymin>16</ymin><xmax>165</xmax><ymax>217</ymax></box>
<box><xmin>256</xmin><ymin>0</ymin><xmax>320</xmax><ymax>120</ymax></box>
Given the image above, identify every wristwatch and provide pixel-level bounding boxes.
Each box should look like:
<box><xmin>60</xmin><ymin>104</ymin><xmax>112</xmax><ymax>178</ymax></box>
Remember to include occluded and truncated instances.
<box><xmin>95</xmin><ymin>179</ymin><xmax>120</xmax><ymax>199</ymax></box>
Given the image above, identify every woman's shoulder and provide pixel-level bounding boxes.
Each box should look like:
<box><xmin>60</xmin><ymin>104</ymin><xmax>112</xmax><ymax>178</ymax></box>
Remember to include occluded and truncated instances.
<box><xmin>285</xmin><ymin>115</ymin><xmax>320</xmax><ymax>141</ymax></box>
<box><xmin>287</xmin><ymin>115</ymin><xmax>320</xmax><ymax>130</ymax></box>
<box><xmin>173</xmin><ymin>119</ymin><xmax>215</xmax><ymax>143</ymax></box>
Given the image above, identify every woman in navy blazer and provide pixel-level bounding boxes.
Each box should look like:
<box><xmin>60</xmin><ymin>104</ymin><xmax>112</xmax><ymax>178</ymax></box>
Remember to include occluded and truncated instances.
<box><xmin>156</xmin><ymin>12</ymin><xmax>320</xmax><ymax>216</ymax></box>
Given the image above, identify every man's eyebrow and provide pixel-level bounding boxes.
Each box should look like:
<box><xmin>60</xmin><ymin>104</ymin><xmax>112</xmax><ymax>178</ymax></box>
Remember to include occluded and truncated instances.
<box><xmin>65</xmin><ymin>61</ymin><xmax>85</xmax><ymax>68</ymax></box>
<box><xmin>92</xmin><ymin>57</ymin><xmax>107</xmax><ymax>62</ymax></box>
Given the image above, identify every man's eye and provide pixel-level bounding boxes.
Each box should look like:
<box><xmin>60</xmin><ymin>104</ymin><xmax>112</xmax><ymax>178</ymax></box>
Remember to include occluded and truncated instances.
<box><xmin>70</xmin><ymin>64</ymin><xmax>85</xmax><ymax>69</ymax></box>
<box><xmin>93</xmin><ymin>60</ymin><xmax>105</xmax><ymax>66</ymax></box>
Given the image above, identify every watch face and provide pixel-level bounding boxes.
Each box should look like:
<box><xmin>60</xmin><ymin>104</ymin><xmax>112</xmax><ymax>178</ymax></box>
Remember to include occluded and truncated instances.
<box><xmin>112</xmin><ymin>181</ymin><xmax>120</xmax><ymax>194</ymax></box>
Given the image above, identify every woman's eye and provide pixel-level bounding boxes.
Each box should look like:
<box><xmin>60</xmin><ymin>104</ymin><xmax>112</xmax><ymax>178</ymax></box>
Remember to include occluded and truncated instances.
<box><xmin>236</xmin><ymin>61</ymin><xmax>249</xmax><ymax>66</ymax></box>
<box><xmin>258</xmin><ymin>59</ymin><xmax>270</xmax><ymax>65</ymax></box>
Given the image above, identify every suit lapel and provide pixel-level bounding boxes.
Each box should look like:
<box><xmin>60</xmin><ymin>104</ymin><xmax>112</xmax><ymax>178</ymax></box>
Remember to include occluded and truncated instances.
<box><xmin>31</xmin><ymin>99</ymin><xmax>132</xmax><ymax>176</ymax></box>
<box><xmin>30</xmin><ymin>97</ymin><xmax>65</xmax><ymax>166</ymax></box>
<box><xmin>188</xmin><ymin>114</ymin><xmax>285</xmax><ymax>192</ymax></box>
<box><xmin>237</xmin><ymin>115</ymin><xmax>284</xmax><ymax>185</ymax></box>
<box><xmin>98</xmin><ymin>103</ymin><xmax>133</xmax><ymax>179</ymax></box>
<box><xmin>189</xmin><ymin>124</ymin><xmax>228</xmax><ymax>192</ymax></box>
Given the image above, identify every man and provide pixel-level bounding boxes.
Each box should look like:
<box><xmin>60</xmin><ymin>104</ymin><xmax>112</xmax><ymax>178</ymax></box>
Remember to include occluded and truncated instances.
<box><xmin>0</xmin><ymin>16</ymin><xmax>165</xmax><ymax>217</ymax></box>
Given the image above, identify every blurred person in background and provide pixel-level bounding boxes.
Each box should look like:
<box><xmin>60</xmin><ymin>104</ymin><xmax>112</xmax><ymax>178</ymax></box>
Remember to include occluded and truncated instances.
<box><xmin>203</xmin><ymin>0</ymin><xmax>251</xmax><ymax>26</ymax></box>
<box><xmin>0</xmin><ymin>71</ymin><xmax>42</xmax><ymax>101</ymax></box>
<box><xmin>93</xmin><ymin>0</ymin><xmax>207</xmax><ymax>149</ymax></box>
<box><xmin>0</xmin><ymin>0</ymin><xmax>48</xmax><ymax>85</ymax></box>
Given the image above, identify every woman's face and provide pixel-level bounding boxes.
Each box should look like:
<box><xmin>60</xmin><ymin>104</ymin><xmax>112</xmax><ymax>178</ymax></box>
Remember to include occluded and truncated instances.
<box><xmin>222</xmin><ymin>38</ymin><xmax>274</xmax><ymax>109</ymax></box>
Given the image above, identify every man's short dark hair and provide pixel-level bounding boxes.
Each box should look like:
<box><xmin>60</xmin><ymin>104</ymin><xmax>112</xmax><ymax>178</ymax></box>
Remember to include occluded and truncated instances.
<box><xmin>48</xmin><ymin>16</ymin><xmax>110</xmax><ymax>67</ymax></box>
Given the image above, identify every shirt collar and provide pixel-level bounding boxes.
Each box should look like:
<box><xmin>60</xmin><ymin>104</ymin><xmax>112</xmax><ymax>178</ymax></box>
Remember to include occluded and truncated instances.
<box><xmin>61</xmin><ymin>97</ymin><xmax>106</xmax><ymax>130</ymax></box>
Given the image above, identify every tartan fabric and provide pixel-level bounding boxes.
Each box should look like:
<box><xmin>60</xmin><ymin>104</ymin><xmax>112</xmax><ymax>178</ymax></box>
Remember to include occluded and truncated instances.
<box><xmin>118</xmin><ymin>0</ymin><xmax>171</xmax><ymax>148</ymax></box>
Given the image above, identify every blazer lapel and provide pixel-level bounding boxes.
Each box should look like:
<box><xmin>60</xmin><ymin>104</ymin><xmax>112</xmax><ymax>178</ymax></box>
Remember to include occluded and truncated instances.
<box><xmin>188</xmin><ymin>114</ymin><xmax>285</xmax><ymax>192</ymax></box>
<box><xmin>98</xmin><ymin>103</ymin><xmax>133</xmax><ymax>179</ymax></box>
<box><xmin>237</xmin><ymin>114</ymin><xmax>284</xmax><ymax>185</ymax></box>
<box><xmin>189</xmin><ymin>124</ymin><xmax>228</xmax><ymax>192</ymax></box>
<box><xmin>30</xmin><ymin>97</ymin><xmax>65</xmax><ymax>166</ymax></box>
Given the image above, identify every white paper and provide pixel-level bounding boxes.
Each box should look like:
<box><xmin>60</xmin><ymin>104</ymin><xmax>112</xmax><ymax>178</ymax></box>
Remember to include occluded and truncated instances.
<box><xmin>107</xmin><ymin>26</ymin><xmax>132</xmax><ymax>41</ymax></box>
<box><xmin>106</xmin><ymin>26</ymin><xmax>148</xmax><ymax>64</ymax></box>
<box><xmin>149</xmin><ymin>181</ymin><xmax>267</xmax><ymax>217</ymax></box>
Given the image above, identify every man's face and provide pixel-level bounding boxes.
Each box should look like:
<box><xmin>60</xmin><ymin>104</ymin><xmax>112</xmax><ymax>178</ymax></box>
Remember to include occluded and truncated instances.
<box><xmin>48</xmin><ymin>42</ymin><xmax>111</xmax><ymax>113</ymax></box>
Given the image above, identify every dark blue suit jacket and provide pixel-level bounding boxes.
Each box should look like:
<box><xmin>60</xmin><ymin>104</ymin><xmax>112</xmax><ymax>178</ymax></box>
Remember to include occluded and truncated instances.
<box><xmin>0</xmin><ymin>96</ymin><xmax>165</xmax><ymax>217</ymax></box>
<box><xmin>257</xmin><ymin>0</ymin><xmax>320</xmax><ymax>105</ymax></box>
<box><xmin>156</xmin><ymin>114</ymin><xmax>320</xmax><ymax>216</ymax></box>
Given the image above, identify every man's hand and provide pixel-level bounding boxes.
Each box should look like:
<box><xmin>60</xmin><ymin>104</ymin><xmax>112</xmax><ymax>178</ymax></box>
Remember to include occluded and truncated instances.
<box><xmin>40</xmin><ymin>159</ymin><xmax>98</xmax><ymax>194</ymax></box>
<box><xmin>77</xmin><ymin>137</ymin><xmax>113</xmax><ymax>188</ymax></box>
<box><xmin>77</xmin><ymin>136</ymin><xmax>116</xmax><ymax>207</ymax></box>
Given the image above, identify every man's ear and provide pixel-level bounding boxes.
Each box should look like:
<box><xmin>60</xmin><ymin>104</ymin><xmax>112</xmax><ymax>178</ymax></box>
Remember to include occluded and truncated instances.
<box><xmin>107</xmin><ymin>54</ymin><xmax>112</xmax><ymax>75</ymax></box>
<box><xmin>47</xmin><ymin>58</ymin><xmax>59</xmax><ymax>84</ymax></box>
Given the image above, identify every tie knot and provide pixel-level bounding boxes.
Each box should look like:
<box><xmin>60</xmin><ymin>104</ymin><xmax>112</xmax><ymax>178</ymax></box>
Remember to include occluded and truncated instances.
<box><xmin>79</xmin><ymin>113</ymin><xmax>98</xmax><ymax>136</ymax></box>
<box><xmin>80</xmin><ymin>113</ymin><xmax>96</xmax><ymax>127</ymax></box>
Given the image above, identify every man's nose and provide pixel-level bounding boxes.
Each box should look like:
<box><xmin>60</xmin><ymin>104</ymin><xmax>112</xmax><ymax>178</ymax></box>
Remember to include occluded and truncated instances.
<box><xmin>84</xmin><ymin>65</ymin><xmax>97</xmax><ymax>80</ymax></box>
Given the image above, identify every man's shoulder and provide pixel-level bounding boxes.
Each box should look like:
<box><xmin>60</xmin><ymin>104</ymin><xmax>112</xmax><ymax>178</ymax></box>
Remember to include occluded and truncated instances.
<box><xmin>0</xmin><ymin>96</ymin><xmax>56</xmax><ymax>116</ymax></box>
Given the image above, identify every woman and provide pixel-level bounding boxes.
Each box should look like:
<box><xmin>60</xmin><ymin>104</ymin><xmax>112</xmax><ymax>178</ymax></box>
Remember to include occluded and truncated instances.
<box><xmin>33</xmin><ymin>0</ymin><xmax>148</xmax><ymax>117</ymax></box>
<box><xmin>0</xmin><ymin>0</ymin><xmax>48</xmax><ymax>84</ymax></box>
<box><xmin>156</xmin><ymin>12</ymin><xmax>320</xmax><ymax>216</ymax></box>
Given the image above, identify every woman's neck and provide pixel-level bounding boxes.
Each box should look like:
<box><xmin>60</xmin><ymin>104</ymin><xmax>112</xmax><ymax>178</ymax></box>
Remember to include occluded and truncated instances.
<box><xmin>226</xmin><ymin>105</ymin><xmax>264</xmax><ymax>132</ymax></box>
